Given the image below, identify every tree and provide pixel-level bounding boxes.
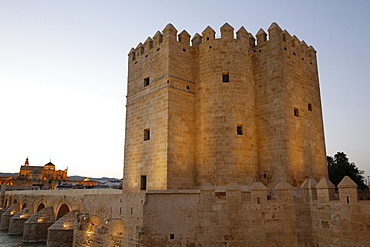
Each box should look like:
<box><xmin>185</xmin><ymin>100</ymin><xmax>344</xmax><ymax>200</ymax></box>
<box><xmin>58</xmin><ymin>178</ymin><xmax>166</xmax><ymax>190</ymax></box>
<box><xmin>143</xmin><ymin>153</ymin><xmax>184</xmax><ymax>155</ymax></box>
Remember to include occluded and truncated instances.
<box><xmin>327</xmin><ymin>152</ymin><xmax>367</xmax><ymax>190</ymax></box>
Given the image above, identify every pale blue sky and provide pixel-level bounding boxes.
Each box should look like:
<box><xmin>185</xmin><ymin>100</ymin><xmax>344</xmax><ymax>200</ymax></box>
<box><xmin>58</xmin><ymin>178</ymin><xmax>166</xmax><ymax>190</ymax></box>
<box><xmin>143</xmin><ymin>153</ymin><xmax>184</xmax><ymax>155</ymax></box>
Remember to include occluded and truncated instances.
<box><xmin>0</xmin><ymin>0</ymin><xmax>369</xmax><ymax>180</ymax></box>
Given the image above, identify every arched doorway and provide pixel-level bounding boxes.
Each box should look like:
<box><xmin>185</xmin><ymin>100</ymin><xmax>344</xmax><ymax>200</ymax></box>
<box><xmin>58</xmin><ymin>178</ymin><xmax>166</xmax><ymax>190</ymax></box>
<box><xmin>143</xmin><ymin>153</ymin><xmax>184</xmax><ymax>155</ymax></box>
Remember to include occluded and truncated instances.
<box><xmin>37</xmin><ymin>203</ymin><xmax>45</xmax><ymax>212</ymax></box>
<box><xmin>56</xmin><ymin>204</ymin><xmax>70</xmax><ymax>220</ymax></box>
<box><xmin>21</xmin><ymin>203</ymin><xmax>27</xmax><ymax>210</ymax></box>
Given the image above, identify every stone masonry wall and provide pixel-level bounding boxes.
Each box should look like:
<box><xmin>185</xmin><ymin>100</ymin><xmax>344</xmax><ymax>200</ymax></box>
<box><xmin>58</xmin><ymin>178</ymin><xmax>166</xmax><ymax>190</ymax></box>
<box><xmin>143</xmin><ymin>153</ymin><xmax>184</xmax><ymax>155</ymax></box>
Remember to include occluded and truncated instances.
<box><xmin>195</xmin><ymin>24</ymin><xmax>258</xmax><ymax>187</ymax></box>
<box><xmin>166</xmin><ymin>28</ymin><xmax>197</xmax><ymax>189</ymax></box>
<box><xmin>1</xmin><ymin>178</ymin><xmax>369</xmax><ymax>246</ymax></box>
<box><xmin>311</xmin><ymin>201</ymin><xmax>370</xmax><ymax>247</ymax></box>
<box><xmin>253</xmin><ymin>24</ymin><xmax>327</xmax><ymax>187</ymax></box>
<box><xmin>124</xmin><ymin>22</ymin><xmax>328</xmax><ymax>191</ymax></box>
<box><xmin>73</xmin><ymin>192</ymin><xmax>146</xmax><ymax>247</ymax></box>
<box><xmin>125</xmin><ymin>24</ymin><xmax>198</xmax><ymax>191</ymax></box>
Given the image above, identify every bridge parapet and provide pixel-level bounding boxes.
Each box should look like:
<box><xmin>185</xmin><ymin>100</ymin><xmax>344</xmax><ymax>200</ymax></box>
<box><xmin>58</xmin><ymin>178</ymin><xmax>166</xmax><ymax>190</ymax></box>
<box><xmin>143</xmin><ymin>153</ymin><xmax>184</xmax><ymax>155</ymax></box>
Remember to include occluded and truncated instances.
<box><xmin>2</xmin><ymin>189</ymin><xmax>122</xmax><ymax>245</ymax></box>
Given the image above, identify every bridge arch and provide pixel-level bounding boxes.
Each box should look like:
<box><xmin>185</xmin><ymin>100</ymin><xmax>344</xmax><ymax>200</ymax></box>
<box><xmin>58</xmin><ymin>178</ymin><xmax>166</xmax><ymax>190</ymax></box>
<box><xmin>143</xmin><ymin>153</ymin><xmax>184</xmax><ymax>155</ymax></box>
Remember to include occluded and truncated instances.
<box><xmin>21</xmin><ymin>202</ymin><xmax>27</xmax><ymax>210</ymax></box>
<box><xmin>3</xmin><ymin>198</ymin><xmax>8</xmax><ymax>208</ymax></box>
<box><xmin>56</xmin><ymin>203</ymin><xmax>70</xmax><ymax>220</ymax></box>
<box><xmin>36</xmin><ymin>202</ymin><xmax>45</xmax><ymax>213</ymax></box>
<box><xmin>13</xmin><ymin>198</ymin><xmax>17</xmax><ymax>204</ymax></box>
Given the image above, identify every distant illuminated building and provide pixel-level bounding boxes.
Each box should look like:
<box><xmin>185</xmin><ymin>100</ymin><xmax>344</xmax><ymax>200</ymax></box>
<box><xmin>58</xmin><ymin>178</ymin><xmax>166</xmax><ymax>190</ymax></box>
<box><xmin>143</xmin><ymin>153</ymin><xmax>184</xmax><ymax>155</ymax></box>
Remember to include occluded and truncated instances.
<box><xmin>18</xmin><ymin>157</ymin><xmax>68</xmax><ymax>181</ymax></box>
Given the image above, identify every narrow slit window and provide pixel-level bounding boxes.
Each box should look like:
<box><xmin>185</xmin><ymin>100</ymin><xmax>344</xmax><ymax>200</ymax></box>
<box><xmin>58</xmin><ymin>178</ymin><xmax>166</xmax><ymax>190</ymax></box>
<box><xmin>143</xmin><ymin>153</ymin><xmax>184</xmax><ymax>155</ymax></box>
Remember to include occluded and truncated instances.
<box><xmin>144</xmin><ymin>77</ymin><xmax>150</xmax><ymax>87</ymax></box>
<box><xmin>222</xmin><ymin>72</ymin><xmax>229</xmax><ymax>83</ymax></box>
<box><xmin>140</xmin><ymin>175</ymin><xmax>147</xmax><ymax>190</ymax></box>
<box><xmin>308</xmin><ymin>103</ymin><xmax>312</xmax><ymax>111</ymax></box>
<box><xmin>294</xmin><ymin>108</ymin><xmax>299</xmax><ymax>117</ymax></box>
<box><xmin>144</xmin><ymin>129</ymin><xmax>150</xmax><ymax>141</ymax></box>
<box><xmin>237</xmin><ymin>125</ymin><xmax>243</xmax><ymax>135</ymax></box>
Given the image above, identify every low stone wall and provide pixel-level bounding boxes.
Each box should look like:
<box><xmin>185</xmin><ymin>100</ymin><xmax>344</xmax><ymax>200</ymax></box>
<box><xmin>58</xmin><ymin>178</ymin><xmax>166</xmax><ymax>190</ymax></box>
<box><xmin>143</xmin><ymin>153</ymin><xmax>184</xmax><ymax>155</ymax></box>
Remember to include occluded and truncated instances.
<box><xmin>1</xmin><ymin>178</ymin><xmax>369</xmax><ymax>246</ymax></box>
<box><xmin>73</xmin><ymin>192</ymin><xmax>146</xmax><ymax>246</ymax></box>
<box><xmin>311</xmin><ymin>201</ymin><xmax>370</xmax><ymax>246</ymax></box>
<box><xmin>73</xmin><ymin>178</ymin><xmax>370</xmax><ymax>247</ymax></box>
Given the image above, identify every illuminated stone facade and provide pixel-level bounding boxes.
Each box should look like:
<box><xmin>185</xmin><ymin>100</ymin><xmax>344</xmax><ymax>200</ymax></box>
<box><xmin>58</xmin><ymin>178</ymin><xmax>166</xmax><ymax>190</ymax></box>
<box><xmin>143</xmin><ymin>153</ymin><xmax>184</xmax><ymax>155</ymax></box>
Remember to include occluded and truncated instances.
<box><xmin>18</xmin><ymin>158</ymin><xmax>68</xmax><ymax>181</ymax></box>
<box><xmin>1</xmin><ymin>177</ymin><xmax>369</xmax><ymax>247</ymax></box>
<box><xmin>124</xmin><ymin>22</ymin><xmax>327</xmax><ymax>191</ymax></box>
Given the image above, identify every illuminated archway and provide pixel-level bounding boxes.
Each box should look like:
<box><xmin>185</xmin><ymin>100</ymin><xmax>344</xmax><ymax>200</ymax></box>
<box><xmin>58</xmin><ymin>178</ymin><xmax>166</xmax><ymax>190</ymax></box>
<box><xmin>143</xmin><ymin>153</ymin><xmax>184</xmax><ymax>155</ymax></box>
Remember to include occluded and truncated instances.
<box><xmin>37</xmin><ymin>203</ymin><xmax>45</xmax><ymax>212</ymax></box>
<box><xmin>56</xmin><ymin>204</ymin><xmax>70</xmax><ymax>220</ymax></box>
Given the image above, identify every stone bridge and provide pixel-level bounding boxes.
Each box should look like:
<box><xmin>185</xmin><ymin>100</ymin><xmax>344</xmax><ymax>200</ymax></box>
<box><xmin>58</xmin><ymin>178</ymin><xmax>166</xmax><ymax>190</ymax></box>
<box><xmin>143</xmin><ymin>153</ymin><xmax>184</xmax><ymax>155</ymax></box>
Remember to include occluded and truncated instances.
<box><xmin>0</xmin><ymin>189</ymin><xmax>121</xmax><ymax>246</ymax></box>
<box><xmin>1</xmin><ymin>177</ymin><xmax>369</xmax><ymax>247</ymax></box>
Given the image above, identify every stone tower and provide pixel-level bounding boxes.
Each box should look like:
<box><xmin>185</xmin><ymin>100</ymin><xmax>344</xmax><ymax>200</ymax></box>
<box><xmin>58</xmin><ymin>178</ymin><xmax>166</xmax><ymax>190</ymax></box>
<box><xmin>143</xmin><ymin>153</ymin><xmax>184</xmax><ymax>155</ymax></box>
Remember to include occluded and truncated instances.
<box><xmin>123</xmin><ymin>22</ymin><xmax>327</xmax><ymax>192</ymax></box>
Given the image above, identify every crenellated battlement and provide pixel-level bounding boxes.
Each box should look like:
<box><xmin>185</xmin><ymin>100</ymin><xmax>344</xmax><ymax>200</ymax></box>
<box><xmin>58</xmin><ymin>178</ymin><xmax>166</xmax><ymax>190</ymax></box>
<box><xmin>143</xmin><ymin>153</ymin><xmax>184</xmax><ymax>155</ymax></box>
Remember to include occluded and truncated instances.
<box><xmin>129</xmin><ymin>22</ymin><xmax>317</xmax><ymax>63</ymax></box>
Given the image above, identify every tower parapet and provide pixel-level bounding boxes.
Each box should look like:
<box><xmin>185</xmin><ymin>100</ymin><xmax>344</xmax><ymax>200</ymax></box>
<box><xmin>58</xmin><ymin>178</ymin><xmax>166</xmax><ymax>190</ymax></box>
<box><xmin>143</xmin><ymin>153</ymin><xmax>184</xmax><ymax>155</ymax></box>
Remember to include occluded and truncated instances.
<box><xmin>220</xmin><ymin>23</ymin><xmax>234</xmax><ymax>39</ymax></box>
<box><xmin>129</xmin><ymin>22</ymin><xmax>318</xmax><ymax>63</ymax></box>
<box><xmin>256</xmin><ymin>28</ymin><xmax>267</xmax><ymax>45</ymax></box>
<box><xmin>316</xmin><ymin>178</ymin><xmax>336</xmax><ymax>202</ymax></box>
<box><xmin>178</xmin><ymin>30</ymin><xmax>191</xmax><ymax>45</ymax></box>
<box><xmin>338</xmin><ymin>176</ymin><xmax>358</xmax><ymax>204</ymax></box>
<box><xmin>152</xmin><ymin>31</ymin><xmax>163</xmax><ymax>45</ymax></box>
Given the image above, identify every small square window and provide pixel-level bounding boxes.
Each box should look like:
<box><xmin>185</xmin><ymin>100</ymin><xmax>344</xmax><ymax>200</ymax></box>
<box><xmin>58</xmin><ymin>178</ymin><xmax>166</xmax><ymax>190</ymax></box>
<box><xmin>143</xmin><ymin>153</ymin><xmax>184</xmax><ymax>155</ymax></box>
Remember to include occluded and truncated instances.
<box><xmin>144</xmin><ymin>129</ymin><xmax>150</xmax><ymax>141</ymax></box>
<box><xmin>294</xmin><ymin>108</ymin><xmax>299</xmax><ymax>117</ymax></box>
<box><xmin>308</xmin><ymin>103</ymin><xmax>312</xmax><ymax>111</ymax></box>
<box><xmin>169</xmin><ymin>233</ymin><xmax>175</xmax><ymax>240</ymax></box>
<box><xmin>237</xmin><ymin>125</ymin><xmax>243</xmax><ymax>135</ymax></box>
<box><xmin>144</xmin><ymin>77</ymin><xmax>150</xmax><ymax>87</ymax></box>
<box><xmin>222</xmin><ymin>73</ymin><xmax>229</xmax><ymax>83</ymax></box>
<box><xmin>186</xmin><ymin>85</ymin><xmax>190</xmax><ymax>90</ymax></box>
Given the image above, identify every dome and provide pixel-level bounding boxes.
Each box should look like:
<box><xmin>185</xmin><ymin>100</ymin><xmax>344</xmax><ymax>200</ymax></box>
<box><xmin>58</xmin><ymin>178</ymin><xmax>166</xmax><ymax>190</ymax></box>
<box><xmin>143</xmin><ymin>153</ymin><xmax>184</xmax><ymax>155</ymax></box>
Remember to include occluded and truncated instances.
<box><xmin>45</xmin><ymin>161</ymin><xmax>55</xmax><ymax>166</ymax></box>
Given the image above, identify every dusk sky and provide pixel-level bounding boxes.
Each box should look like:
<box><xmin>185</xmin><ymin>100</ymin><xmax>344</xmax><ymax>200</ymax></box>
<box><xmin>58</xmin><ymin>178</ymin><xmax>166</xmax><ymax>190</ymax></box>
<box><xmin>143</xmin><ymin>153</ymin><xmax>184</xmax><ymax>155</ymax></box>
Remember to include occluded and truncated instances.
<box><xmin>1</xmin><ymin>1</ymin><xmax>369</xmax><ymax>180</ymax></box>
